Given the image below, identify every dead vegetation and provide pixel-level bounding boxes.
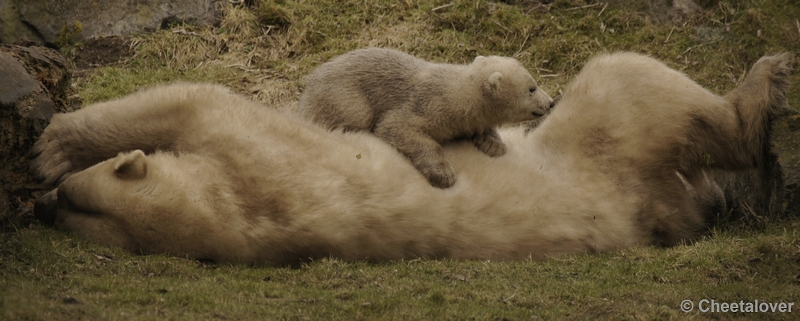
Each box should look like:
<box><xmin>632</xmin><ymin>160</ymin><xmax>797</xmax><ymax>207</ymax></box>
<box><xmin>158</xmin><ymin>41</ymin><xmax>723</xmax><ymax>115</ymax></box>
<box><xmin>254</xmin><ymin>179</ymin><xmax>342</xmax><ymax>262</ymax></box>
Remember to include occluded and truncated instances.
<box><xmin>71</xmin><ymin>0</ymin><xmax>800</xmax><ymax>115</ymax></box>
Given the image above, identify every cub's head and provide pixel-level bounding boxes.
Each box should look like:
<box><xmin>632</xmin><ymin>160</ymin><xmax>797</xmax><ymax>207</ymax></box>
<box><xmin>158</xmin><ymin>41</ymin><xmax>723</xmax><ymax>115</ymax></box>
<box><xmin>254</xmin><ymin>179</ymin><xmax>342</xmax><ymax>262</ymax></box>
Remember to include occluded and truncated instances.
<box><xmin>34</xmin><ymin>150</ymin><xmax>232</xmax><ymax>261</ymax></box>
<box><xmin>472</xmin><ymin>55</ymin><xmax>556</xmax><ymax>123</ymax></box>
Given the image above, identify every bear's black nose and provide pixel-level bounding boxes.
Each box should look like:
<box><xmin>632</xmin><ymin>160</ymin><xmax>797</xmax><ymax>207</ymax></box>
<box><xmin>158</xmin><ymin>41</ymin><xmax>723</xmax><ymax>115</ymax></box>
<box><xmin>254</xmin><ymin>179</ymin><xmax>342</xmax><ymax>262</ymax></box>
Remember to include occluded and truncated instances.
<box><xmin>34</xmin><ymin>189</ymin><xmax>59</xmax><ymax>226</ymax></box>
<box><xmin>549</xmin><ymin>100</ymin><xmax>556</xmax><ymax>108</ymax></box>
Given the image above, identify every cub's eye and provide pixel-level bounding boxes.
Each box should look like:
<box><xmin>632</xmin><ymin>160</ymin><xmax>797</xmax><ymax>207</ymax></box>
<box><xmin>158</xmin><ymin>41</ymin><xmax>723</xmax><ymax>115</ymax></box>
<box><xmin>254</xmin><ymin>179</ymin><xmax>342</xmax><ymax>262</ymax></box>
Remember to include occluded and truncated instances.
<box><xmin>529</xmin><ymin>87</ymin><xmax>537</xmax><ymax>94</ymax></box>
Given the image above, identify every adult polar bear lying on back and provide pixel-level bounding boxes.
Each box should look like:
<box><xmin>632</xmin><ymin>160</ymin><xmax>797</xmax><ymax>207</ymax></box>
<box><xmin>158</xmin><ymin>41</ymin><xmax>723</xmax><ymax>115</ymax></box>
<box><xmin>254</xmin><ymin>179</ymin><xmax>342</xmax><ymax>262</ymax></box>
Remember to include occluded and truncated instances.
<box><xmin>29</xmin><ymin>52</ymin><xmax>793</xmax><ymax>265</ymax></box>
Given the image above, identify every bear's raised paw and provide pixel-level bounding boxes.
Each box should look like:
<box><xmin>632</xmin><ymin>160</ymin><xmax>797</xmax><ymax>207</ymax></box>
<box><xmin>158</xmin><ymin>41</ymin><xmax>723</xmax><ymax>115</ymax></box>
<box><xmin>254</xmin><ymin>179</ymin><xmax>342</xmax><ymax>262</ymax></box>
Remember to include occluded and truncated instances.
<box><xmin>28</xmin><ymin>114</ymin><xmax>79</xmax><ymax>186</ymax></box>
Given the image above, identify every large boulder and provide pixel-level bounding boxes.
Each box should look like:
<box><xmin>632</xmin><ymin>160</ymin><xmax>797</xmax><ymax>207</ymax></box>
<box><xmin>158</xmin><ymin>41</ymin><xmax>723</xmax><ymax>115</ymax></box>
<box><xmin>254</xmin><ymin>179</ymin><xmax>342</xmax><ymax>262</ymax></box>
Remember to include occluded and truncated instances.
<box><xmin>1</xmin><ymin>0</ymin><xmax>221</xmax><ymax>45</ymax></box>
<box><xmin>0</xmin><ymin>44</ymin><xmax>78</xmax><ymax>221</ymax></box>
<box><xmin>0</xmin><ymin>0</ymin><xmax>43</xmax><ymax>45</ymax></box>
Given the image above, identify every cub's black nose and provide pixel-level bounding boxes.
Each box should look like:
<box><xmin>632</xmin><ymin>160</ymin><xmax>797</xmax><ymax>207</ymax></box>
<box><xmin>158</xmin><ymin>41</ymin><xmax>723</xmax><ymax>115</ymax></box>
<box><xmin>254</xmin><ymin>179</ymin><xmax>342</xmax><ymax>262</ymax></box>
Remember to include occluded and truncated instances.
<box><xmin>549</xmin><ymin>100</ymin><xmax>556</xmax><ymax>108</ymax></box>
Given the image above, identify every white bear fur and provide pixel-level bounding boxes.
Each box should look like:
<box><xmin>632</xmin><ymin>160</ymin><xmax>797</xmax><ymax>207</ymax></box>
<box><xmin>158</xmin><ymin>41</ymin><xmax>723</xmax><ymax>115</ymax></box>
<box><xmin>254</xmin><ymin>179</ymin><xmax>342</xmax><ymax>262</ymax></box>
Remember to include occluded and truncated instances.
<box><xmin>29</xmin><ymin>52</ymin><xmax>794</xmax><ymax>265</ymax></box>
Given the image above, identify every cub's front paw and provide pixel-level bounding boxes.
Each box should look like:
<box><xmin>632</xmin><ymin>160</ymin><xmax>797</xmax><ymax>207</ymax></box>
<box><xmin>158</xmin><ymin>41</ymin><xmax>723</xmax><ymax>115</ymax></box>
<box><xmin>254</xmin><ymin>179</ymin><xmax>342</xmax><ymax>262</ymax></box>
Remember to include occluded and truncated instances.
<box><xmin>472</xmin><ymin>131</ymin><xmax>507</xmax><ymax>157</ymax></box>
<box><xmin>419</xmin><ymin>160</ymin><xmax>457</xmax><ymax>189</ymax></box>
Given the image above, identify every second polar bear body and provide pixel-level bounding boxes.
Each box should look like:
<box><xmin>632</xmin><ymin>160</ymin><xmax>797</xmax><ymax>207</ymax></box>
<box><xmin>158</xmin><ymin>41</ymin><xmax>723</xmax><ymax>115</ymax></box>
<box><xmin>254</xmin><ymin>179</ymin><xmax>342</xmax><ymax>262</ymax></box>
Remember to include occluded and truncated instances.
<box><xmin>298</xmin><ymin>48</ymin><xmax>555</xmax><ymax>188</ymax></box>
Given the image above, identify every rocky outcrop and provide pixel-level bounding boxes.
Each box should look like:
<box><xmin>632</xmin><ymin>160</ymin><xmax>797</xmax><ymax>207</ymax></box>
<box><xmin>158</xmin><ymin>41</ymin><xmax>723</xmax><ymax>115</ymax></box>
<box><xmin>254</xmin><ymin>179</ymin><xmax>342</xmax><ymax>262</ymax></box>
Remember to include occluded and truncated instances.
<box><xmin>0</xmin><ymin>0</ymin><xmax>221</xmax><ymax>45</ymax></box>
<box><xmin>0</xmin><ymin>44</ymin><xmax>78</xmax><ymax>221</ymax></box>
<box><xmin>0</xmin><ymin>0</ymin><xmax>43</xmax><ymax>45</ymax></box>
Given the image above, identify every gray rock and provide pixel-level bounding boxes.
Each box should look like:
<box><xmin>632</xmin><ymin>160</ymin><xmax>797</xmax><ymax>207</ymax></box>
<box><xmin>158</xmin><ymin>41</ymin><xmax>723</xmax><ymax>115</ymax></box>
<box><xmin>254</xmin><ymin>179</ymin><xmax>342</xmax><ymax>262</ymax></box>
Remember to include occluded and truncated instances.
<box><xmin>0</xmin><ymin>52</ymin><xmax>39</xmax><ymax>105</ymax></box>
<box><xmin>4</xmin><ymin>0</ymin><xmax>220</xmax><ymax>45</ymax></box>
<box><xmin>0</xmin><ymin>0</ymin><xmax>45</xmax><ymax>45</ymax></box>
<box><xmin>0</xmin><ymin>44</ymin><xmax>77</xmax><ymax>221</ymax></box>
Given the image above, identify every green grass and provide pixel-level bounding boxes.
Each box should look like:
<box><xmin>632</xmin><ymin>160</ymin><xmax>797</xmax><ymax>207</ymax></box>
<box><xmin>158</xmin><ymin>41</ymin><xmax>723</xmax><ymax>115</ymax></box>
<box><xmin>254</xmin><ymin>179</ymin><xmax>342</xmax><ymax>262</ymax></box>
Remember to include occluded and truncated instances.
<box><xmin>3</xmin><ymin>220</ymin><xmax>800</xmax><ymax>320</ymax></box>
<box><xmin>3</xmin><ymin>0</ymin><xmax>800</xmax><ymax>319</ymax></box>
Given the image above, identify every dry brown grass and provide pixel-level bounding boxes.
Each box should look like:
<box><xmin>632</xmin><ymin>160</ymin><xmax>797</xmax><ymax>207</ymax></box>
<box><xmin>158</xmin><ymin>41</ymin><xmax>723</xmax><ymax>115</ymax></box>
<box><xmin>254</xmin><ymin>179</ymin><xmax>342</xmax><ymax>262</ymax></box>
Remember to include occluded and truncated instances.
<box><xmin>76</xmin><ymin>1</ymin><xmax>800</xmax><ymax>113</ymax></box>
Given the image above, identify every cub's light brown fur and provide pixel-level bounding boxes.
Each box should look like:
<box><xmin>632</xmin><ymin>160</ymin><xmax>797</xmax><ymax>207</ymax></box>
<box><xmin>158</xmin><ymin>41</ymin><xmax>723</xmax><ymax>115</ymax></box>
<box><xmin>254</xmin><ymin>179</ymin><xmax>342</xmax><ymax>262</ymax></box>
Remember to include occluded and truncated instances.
<box><xmin>29</xmin><ymin>52</ymin><xmax>793</xmax><ymax>265</ymax></box>
<box><xmin>297</xmin><ymin>48</ymin><xmax>555</xmax><ymax>188</ymax></box>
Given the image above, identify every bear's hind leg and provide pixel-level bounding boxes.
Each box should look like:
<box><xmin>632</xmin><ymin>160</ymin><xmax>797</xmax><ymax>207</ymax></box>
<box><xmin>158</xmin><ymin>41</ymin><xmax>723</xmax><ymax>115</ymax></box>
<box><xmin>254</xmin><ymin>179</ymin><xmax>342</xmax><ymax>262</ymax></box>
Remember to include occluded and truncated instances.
<box><xmin>694</xmin><ymin>53</ymin><xmax>794</xmax><ymax>171</ymax></box>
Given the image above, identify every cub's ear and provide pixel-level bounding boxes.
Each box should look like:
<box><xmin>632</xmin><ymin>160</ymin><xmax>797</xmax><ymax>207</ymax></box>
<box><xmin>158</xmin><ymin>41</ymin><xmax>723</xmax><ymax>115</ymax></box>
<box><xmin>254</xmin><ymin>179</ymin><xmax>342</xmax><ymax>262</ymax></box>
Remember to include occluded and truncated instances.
<box><xmin>474</xmin><ymin>55</ymin><xmax>486</xmax><ymax>64</ymax></box>
<box><xmin>484</xmin><ymin>72</ymin><xmax>503</xmax><ymax>93</ymax></box>
<box><xmin>113</xmin><ymin>150</ymin><xmax>147</xmax><ymax>180</ymax></box>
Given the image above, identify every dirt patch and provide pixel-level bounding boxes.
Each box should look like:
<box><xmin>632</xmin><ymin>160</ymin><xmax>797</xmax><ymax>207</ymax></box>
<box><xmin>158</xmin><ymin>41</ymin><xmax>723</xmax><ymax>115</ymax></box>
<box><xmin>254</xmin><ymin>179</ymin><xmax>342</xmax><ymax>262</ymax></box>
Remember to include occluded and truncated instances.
<box><xmin>73</xmin><ymin>36</ymin><xmax>135</xmax><ymax>73</ymax></box>
<box><xmin>605</xmin><ymin>0</ymin><xmax>705</xmax><ymax>25</ymax></box>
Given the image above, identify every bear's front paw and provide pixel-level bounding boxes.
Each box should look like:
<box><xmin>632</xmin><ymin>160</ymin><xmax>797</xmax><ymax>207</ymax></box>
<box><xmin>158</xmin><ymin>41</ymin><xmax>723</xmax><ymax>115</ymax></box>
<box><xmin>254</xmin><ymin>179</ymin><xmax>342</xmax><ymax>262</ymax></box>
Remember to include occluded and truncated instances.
<box><xmin>420</xmin><ymin>160</ymin><xmax>457</xmax><ymax>189</ymax></box>
<box><xmin>28</xmin><ymin>116</ymin><xmax>79</xmax><ymax>186</ymax></box>
<box><xmin>473</xmin><ymin>131</ymin><xmax>507</xmax><ymax>157</ymax></box>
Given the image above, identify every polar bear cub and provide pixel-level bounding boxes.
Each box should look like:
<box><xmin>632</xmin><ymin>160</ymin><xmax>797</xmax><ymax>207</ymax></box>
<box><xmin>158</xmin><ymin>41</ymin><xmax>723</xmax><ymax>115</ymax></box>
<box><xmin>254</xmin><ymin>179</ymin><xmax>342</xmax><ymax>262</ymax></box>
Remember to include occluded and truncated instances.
<box><xmin>297</xmin><ymin>48</ymin><xmax>555</xmax><ymax>188</ymax></box>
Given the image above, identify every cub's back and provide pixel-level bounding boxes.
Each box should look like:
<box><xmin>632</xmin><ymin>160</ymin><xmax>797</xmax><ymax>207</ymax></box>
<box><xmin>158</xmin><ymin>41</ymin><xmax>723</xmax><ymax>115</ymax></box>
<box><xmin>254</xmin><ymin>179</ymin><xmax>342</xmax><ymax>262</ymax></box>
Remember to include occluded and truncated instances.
<box><xmin>298</xmin><ymin>48</ymin><xmax>444</xmax><ymax>130</ymax></box>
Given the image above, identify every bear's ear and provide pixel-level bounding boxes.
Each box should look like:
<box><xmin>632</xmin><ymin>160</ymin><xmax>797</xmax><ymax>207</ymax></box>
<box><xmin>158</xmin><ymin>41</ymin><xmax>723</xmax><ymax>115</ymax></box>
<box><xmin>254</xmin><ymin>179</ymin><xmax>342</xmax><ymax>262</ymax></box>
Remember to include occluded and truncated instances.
<box><xmin>473</xmin><ymin>55</ymin><xmax>486</xmax><ymax>64</ymax></box>
<box><xmin>484</xmin><ymin>72</ymin><xmax>503</xmax><ymax>93</ymax></box>
<box><xmin>113</xmin><ymin>150</ymin><xmax>147</xmax><ymax>180</ymax></box>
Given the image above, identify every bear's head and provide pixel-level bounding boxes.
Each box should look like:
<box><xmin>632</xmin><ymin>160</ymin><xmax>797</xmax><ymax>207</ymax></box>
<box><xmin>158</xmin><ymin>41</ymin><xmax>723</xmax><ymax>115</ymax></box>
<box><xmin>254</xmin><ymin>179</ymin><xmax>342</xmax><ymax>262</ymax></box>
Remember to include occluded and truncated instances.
<box><xmin>34</xmin><ymin>150</ymin><xmax>239</xmax><ymax>261</ymax></box>
<box><xmin>472</xmin><ymin>55</ymin><xmax>555</xmax><ymax>123</ymax></box>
